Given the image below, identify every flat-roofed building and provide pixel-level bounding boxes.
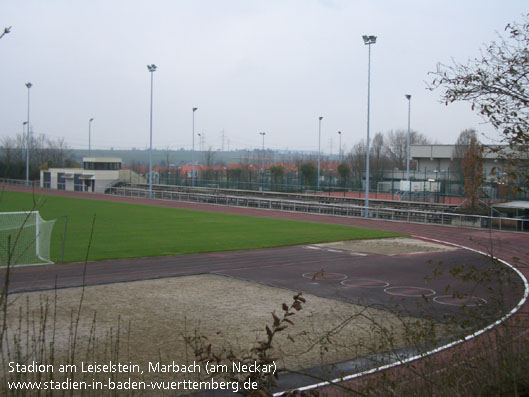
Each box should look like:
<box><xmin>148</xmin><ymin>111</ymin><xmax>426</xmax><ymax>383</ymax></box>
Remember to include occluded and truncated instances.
<box><xmin>410</xmin><ymin>144</ymin><xmax>509</xmax><ymax>182</ymax></box>
<box><xmin>40</xmin><ymin>157</ymin><xmax>145</xmax><ymax>193</ymax></box>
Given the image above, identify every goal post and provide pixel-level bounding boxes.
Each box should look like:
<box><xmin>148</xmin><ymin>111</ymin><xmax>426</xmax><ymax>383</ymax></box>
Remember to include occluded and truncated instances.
<box><xmin>0</xmin><ymin>211</ymin><xmax>56</xmax><ymax>266</ymax></box>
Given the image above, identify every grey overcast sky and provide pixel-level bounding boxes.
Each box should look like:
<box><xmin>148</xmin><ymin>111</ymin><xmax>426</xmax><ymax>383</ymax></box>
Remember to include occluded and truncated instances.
<box><xmin>1</xmin><ymin>0</ymin><xmax>527</xmax><ymax>154</ymax></box>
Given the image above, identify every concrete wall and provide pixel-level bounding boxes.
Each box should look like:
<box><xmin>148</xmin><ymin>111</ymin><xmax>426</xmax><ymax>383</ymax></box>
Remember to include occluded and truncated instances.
<box><xmin>119</xmin><ymin>169</ymin><xmax>147</xmax><ymax>185</ymax></box>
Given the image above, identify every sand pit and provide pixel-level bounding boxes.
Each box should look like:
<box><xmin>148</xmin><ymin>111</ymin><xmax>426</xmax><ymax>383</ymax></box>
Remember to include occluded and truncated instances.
<box><xmin>315</xmin><ymin>237</ymin><xmax>457</xmax><ymax>255</ymax></box>
<box><xmin>3</xmin><ymin>274</ymin><xmax>454</xmax><ymax>391</ymax></box>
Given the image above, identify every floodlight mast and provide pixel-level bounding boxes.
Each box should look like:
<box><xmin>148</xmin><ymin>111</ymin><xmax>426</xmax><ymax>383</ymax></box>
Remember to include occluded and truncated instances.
<box><xmin>337</xmin><ymin>131</ymin><xmax>342</xmax><ymax>161</ymax></box>
<box><xmin>362</xmin><ymin>35</ymin><xmax>377</xmax><ymax>45</ymax></box>
<box><xmin>362</xmin><ymin>34</ymin><xmax>376</xmax><ymax>218</ymax></box>
<box><xmin>405</xmin><ymin>94</ymin><xmax>412</xmax><ymax>181</ymax></box>
<box><xmin>317</xmin><ymin>116</ymin><xmax>323</xmax><ymax>190</ymax></box>
<box><xmin>22</xmin><ymin>121</ymin><xmax>28</xmax><ymax>184</ymax></box>
<box><xmin>88</xmin><ymin>118</ymin><xmax>94</xmax><ymax>157</ymax></box>
<box><xmin>147</xmin><ymin>64</ymin><xmax>157</xmax><ymax>198</ymax></box>
<box><xmin>260</xmin><ymin>132</ymin><xmax>266</xmax><ymax>192</ymax></box>
<box><xmin>25</xmin><ymin>82</ymin><xmax>32</xmax><ymax>187</ymax></box>
<box><xmin>192</xmin><ymin>107</ymin><xmax>198</xmax><ymax>187</ymax></box>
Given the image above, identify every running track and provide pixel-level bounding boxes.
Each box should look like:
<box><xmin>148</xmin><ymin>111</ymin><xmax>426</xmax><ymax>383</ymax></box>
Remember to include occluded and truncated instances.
<box><xmin>2</xmin><ymin>186</ymin><xmax>529</xmax><ymax>395</ymax></box>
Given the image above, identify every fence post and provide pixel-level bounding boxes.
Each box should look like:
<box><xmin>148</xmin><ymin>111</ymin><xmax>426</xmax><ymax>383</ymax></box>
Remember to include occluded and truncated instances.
<box><xmin>61</xmin><ymin>215</ymin><xmax>68</xmax><ymax>263</ymax></box>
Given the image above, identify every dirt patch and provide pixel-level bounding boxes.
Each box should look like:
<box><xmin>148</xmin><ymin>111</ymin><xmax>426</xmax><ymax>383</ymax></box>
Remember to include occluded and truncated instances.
<box><xmin>4</xmin><ymin>274</ymin><xmax>454</xmax><ymax>391</ymax></box>
<box><xmin>315</xmin><ymin>237</ymin><xmax>458</xmax><ymax>255</ymax></box>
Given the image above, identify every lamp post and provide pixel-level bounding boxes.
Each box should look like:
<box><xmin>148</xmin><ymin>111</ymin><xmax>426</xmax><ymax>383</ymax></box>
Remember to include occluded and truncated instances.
<box><xmin>88</xmin><ymin>118</ymin><xmax>94</xmax><ymax>156</ymax></box>
<box><xmin>260</xmin><ymin>132</ymin><xmax>266</xmax><ymax>192</ymax></box>
<box><xmin>337</xmin><ymin>131</ymin><xmax>342</xmax><ymax>161</ymax></box>
<box><xmin>147</xmin><ymin>64</ymin><xmax>157</xmax><ymax>197</ymax></box>
<box><xmin>362</xmin><ymin>34</ymin><xmax>376</xmax><ymax>217</ymax></box>
<box><xmin>25</xmin><ymin>82</ymin><xmax>32</xmax><ymax>187</ymax></box>
<box><xmin>22</xmin><ymin>121</ymin><xmax>28</xmax><ymax>182</ymax></box>
<box><xmin>317</xmin><ymin>116</ymin><xmax>323</xmax><ymax>190</ymax></box>
<box><xmin>192</xmin><ymin>107</ymin><xmax>198</xmax><ymax>186</ymax></box>
<box><xmin>405</xmin><ymin>94</ymin><xmax>411</xmax><ymax>181</ymax></box>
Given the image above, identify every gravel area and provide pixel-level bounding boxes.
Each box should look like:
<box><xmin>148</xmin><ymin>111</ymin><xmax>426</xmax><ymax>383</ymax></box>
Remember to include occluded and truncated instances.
<box><xmin>5</xmin><ymin>274</ymin><xmax>454</xmax><ymax>389</ymax></box>
<box><xmin>315</xmin><ymin>237</ymin><xmax>457</xmax><ymax>255</ymax></box>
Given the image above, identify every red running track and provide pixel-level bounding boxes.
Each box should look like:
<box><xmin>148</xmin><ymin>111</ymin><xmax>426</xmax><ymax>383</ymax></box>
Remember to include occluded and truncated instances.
<box><xmin>2</xmin><ymin>186</ymin><xmax>529</xmax><ymax>395</ymax></box>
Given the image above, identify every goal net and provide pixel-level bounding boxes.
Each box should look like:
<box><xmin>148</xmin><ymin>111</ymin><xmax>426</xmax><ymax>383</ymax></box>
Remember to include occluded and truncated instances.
<box><xmin>0</xmin><ymin>211</ymin><xmax>56</xmax><ymax>266</ymax></box>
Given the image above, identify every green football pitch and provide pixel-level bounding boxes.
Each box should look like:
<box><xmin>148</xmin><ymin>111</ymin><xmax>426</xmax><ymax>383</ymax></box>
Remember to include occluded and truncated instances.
<box><xmin>1</xmin><ymin>190</ymin><xmax>403</xmax><ymax>263</ymax></box>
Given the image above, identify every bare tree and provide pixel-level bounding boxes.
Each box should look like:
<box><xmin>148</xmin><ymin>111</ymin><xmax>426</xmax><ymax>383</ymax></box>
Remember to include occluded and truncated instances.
<box><xmin>462</xmin><ymin>136</ymin><xmax>484</xmax><ymax>212</ymax></box>
<box><xmin>29</xmin><ymin>133</ymin><xmax>71</xmax><ymax>168</ymax></box>
<box><xmin>0</xmin><ymin>137</ymin><xmax>22</xmax><ymax>178</ymax></box>
<box><xmin>452</xmin><ymin>129</ymin><xmax>480</xmax><ymax>184</ymax></box>
<box><xmin>1</xmin><ymin>137</ymin><xmax>22</xmax><ymax>163</ymax></box>
<box><xmin>202</xmin><ymin>146</ymin><xmax>217</xmax><ymax>182</ymax></box>
<box><xmin>453</xmin><ymin>128</ymin><xmax>479</xmax><ymax>159</ymax></box>
<box><xmin>385</xmin><ymin>130</ymin><xmax>430</xmax><ymax>169</ymax></box>
<box><xmin>370</xmin><ymin>132</ymin><xmax>388</xmax><ymax>184</ymax></box>
<box><xmin>347</xmin><ymin>141</ymin><xmax>366</xmax><ymax>189</ymax></box>
<box><xmin>0</xmin><ymin>132</ymin><xmax>72</xmax><ymax>179</ymax></box>
<box><xmin>429</xmin><ymin>14</ymin><xmax>529</xmax><ymax>189</ymax></box>
<box><xmin>0</xmin><ymin>26</ymin><xmax>11</xmax><ymax>40</ymax></box>
<box><xmin>45</xmin><ymin>136</ymin><xmax>70</xmax><ymax>167</ymax></box>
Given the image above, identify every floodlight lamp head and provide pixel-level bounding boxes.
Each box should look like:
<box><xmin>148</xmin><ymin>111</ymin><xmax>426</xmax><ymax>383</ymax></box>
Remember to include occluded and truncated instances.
<box><xmin>405</xmin><ymin>94</ymin><xmax>411</xmax><ymax>100</ymax></box>
<box><xmin>89</xmin><ymin>118</ymin><xmax>94</xmax><ymax>122</ymax></box>
<box><xmin>25</xmin><ymin>82</ymin><xmax>32</xmax><ymax>89</ymax></box>
<box><xmin>23</xmin><ymin>121</ymin><xmax>28</xmax><ymax>125</ymax></box>
<box><xmin>147</xmin><ymin>64</ymin><xmax>157</xmax><ymax>72</ymax></box>
<box><xmin>362</xmin><ymin>35</ymin><xmax>377</xmax><ymax>45</ymax></box>
<box><xmin>338</xmin><ymin>131</ymin><xmax>341</xmax><ymax>135</ymax></box>
<box><xmin>319</xmin><ymin>116</ymin><xmax>323</xmax><ymax>121</ymax></box>
<box><xmin>193</xmin><ymin>107</ymin><xmax>198</xmax><ymax>112</ymax></box>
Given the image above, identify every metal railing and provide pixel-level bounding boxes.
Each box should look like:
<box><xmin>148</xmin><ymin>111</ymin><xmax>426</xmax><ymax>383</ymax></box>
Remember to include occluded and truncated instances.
<box><xmin>107</xmin><ymin>186</ymin><xmax>528</xmax><ymax>233</ymax></box>
<box><xmin>121</xmin><ymin>182</ymin><xmax>459</xmax><ymax>213</ymax></box>
<box><xmin>0</xmin><ymin>178</ymin><xmax>38</xmax><ymax>187</ymax></box>
<box><xmin>2</xmin><ymin>178</ymin><xmax>525</xmax><ymax>232</ymax></box>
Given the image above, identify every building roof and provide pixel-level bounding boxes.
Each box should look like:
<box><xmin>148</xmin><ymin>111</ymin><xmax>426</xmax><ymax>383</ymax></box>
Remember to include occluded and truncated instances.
<box><xmin>83</xmin><ymin>157</ymin><xmax>122</xmax><ymax>163</ymax></box>
<box><xmin>411</xmin><ymin>145</ymin><xmax>508</xmax><ymax>160</ymax></box>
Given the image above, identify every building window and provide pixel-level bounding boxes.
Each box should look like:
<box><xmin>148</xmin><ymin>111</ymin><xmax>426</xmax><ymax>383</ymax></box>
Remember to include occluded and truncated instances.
<box><xmin>83</xmin><ymin>160</ymin><xmax>121</xmax><ymax>170</ymax></box>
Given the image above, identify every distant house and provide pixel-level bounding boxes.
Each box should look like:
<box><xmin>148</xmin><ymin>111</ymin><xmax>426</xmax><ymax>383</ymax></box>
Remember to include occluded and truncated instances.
<box><xmin>40</xmin><ymin>157</ymin><xmax>145</xmax><ymax>193</ymax></box>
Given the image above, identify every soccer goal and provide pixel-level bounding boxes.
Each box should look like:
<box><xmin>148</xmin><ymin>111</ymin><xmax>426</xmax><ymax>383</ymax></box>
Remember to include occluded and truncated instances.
<box><xmin>0</xmin><ymin>211</ymin><xmax>56</xmax><ymax>266</ymax></box>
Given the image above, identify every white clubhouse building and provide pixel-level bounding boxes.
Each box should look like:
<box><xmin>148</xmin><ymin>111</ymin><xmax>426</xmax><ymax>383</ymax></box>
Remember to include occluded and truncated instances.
<box><xmin>40</xmin><ymin>157</ymin><xmax>144</xmax><ymax>193</ymax></box>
